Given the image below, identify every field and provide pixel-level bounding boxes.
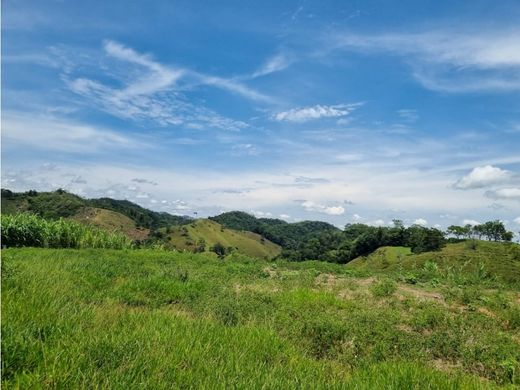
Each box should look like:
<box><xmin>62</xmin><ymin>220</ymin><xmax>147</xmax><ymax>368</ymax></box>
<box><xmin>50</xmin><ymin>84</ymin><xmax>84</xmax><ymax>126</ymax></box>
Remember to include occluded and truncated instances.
<box><xmin>162</xmin><ymin>219</ymin><xmax>281</xmax><ymax>259</ymax></box>
<box><xmin>2</xmin><ymin>245</ymin><xmax>519</xmax><ymax>388</ymax></box>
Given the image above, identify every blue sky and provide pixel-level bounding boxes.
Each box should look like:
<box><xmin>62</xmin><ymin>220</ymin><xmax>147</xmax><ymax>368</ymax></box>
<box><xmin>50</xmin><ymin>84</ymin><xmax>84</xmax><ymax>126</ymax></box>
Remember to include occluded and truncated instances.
<box><xmin>2</xmin><ymin>0</ymin><xmax>520</xmax><ymax>231</ymax></box>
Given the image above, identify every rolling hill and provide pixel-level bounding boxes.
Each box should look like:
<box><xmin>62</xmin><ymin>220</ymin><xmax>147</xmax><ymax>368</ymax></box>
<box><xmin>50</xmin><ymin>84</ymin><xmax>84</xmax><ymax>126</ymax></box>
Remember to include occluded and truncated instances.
<box><xmin>160</xmin><ymin>219</ymin><xmax>282</xmax><ymax>259</ymax></box>
<box><xmin>210</xmin><ymin>211</ymin><xmax>339</xmax><ymax>249</ymax></box>
<box><xmin>1</xmin><ymin>189</ymin><xmax>192</xmax><ymax>234</ymax></box>
<box><xmin>347</xmin><ymin>241</ymin><xmax>520</xmax><ymax>286</ymax></box>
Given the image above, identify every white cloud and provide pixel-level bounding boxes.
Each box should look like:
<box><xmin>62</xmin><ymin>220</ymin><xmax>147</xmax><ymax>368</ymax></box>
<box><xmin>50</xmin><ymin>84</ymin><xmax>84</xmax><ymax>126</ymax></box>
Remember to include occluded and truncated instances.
<box><xmin>352</xmin><ymin>213</ymin><xmax>362</xmax><ymax>221</ymax></box>
<box><xmin>301</xmin><ymin>200</ymin><xmax>345</xmax><ymax>215</ymax></box>
<box><xmin>2</xmin><ymin>112</ymin><xmax>140</xmax><ymax>153</ymax></box>
<box><xmin>273</xmin><ymin>103</ymin><xmax>360</xmax><ymax>122</ymax></box>
<box><xmin>514</xmin><ymin>217</ymin><xmax>520</xmax><ymax>224</ymax></box>
<box><xmin>279</xmin><ymin>214</ymin><xmax>291</xmax><ymax>220</ymax></box>
<box><xmin>463</xmin><ymin>219</ymin><xmax>480</xmax><ymax>226</ymax></box>
<box><xmin>66</xmin><ymin>41</ymin><xmax>263</xmax><ymax>131</ymax></box>
<box><xmin>251</xmin><ymin>210</ymin><xmax>273</xmax><ymax>218</ymax></box>
<box><xmin>485</xmin><ymin>187</ymin><xmax>520</xmax><ymax>201</ymax></box>
<box><xmin>453</xmin><ymin>165</ymin><xmax>513</xmax><ymax>189</ymax></box>
<box><xmin>369</xmin><ymin>219</ymin><xmax>386</xmax><ymax>227</ymax></box>
<box><xmin>252</xmin><ymin>53</ymin><xmax>291</xmax><ymax>78</ymax></box>
<box><xmin>334</xmin><ymin>29</ymin><xmax>520</xmax><ymax>92</ymax></box>
<box><xmin>413</xmin><ymin>218</ymin><xmax>428</xmax><ymax>226</ymax></box>
<box><xmin>397</xmin><ymin>109</ymin><xmax>418</xmax><ymax>123</ymax></box>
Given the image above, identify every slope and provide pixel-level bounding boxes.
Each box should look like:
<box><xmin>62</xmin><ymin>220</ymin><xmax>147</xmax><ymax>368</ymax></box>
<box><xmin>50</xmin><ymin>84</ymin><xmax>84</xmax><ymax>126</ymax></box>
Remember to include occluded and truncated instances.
<box><xmin>163</xmin><ymin>219</ymin><xmax>281</xmax><ymax>259</ymax></box>
<box><xmin>71</xmin><ymin>207</ymin><xmax>150</xmax><ymax>241</ymax></box>
<box><xmin>347</xmin><ymin>241</ymin><xmax>520</xmax><ymax>286</ymax></box>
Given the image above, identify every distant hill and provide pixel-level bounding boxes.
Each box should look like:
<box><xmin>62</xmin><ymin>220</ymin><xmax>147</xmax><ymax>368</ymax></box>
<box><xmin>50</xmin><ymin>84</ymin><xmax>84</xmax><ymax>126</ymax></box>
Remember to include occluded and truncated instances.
<box><xmin>159</xmin><ymin>219</ymin><xmax>282</xmax><ymax>259</ymax></box>
<box><xmin>1</xmin><ymin>189</ymin><xmax>192</xmax><ymax>231</ymax></box>
<box><xmin>347</xmin><ymin>241</ymin><xmax>520</xmax><ymax>286</ymax></box>
<box><xmin>210</xmin><ymin>211</ymin><xmax>339</xmax><ymax>249</ymax></box>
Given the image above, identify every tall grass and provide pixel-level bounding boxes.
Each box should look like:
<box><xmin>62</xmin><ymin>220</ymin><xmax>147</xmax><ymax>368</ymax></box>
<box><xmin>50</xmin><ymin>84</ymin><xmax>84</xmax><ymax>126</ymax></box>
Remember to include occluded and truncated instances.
<box><xmin>1</xmin><ymin>213</ymin><xmax>133</xmax><ymax>249</ymax></box>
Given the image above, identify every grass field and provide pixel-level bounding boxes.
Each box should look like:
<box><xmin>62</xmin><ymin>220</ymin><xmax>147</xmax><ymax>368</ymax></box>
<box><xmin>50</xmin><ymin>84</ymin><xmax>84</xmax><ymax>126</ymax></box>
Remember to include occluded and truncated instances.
<box><xmin>163</xmin><ymin>219</ymin><xmax>281</xmax><ymax>259</ymax></box>
<box><xmin>2</xmin><ymin>247</ymin><xmax>519</xmax><ymax>388</ymax></box>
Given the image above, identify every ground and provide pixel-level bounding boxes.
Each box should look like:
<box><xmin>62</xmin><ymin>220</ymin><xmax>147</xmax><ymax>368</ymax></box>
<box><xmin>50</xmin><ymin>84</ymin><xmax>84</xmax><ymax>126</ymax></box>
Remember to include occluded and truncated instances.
<box><xmin>2</xmin><ymin>247</ymin><xmax>519</xmax><ymax>388</ymax></box>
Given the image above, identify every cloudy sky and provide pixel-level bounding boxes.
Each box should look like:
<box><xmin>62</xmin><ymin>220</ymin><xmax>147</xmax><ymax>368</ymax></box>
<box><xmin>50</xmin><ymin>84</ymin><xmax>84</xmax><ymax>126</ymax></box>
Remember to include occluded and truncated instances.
<box><xmin>2</xmin><ymin>0</ymin><xmax>520</xmax><ymax>231</ymax></box>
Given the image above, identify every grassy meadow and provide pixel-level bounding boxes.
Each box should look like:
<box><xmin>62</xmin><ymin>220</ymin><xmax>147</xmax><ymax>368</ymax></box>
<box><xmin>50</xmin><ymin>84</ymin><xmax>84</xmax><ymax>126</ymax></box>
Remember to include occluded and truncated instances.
<box><xmin>2</xmin><ymin>245</ymin><xmax>519</xmax><ymax>388</ymax></box>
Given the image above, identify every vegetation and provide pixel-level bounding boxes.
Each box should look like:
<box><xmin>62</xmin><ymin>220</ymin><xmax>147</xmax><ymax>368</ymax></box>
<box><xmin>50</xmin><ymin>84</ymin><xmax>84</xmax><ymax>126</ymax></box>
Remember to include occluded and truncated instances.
<box><xmin>1</xmin><ymin>189</ymin><xmax>192</xmax><ymax>231</ymax></box>
<box><xmin>211</xmin><ymin>211</ymin><xmax>339</xmax><ymax>249</ymax></box>
<box><xmin>281</xmin><ymin>221</ymin><xmax>446</xmax><ymax>263</ymax></box>
<box><xmin>157</xmin><ymin>219</ymin><xmax>281</xmax><ymax>259</ymax></box>
<box><xmin>447</xmin><ymin>221</ymin><xmax>514</xmax><ymax>242</ymax></box>
<box><xmin>1</xmin><ymin>213</ymin><xmax>133</xmax><ymax>249</ymax></box>
<box><xmin>2</xmin><ymin>247</ymin><xmax>519</xmax><ymax>388</ymax></box>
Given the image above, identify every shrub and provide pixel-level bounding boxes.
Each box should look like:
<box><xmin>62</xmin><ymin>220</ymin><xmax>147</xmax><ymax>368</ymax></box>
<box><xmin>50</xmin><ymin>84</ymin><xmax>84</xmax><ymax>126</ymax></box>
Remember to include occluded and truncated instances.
<box><xmin>370</xmin><ymin>279</ymin><xmax>397</xmax><ymax>297</ymax></box>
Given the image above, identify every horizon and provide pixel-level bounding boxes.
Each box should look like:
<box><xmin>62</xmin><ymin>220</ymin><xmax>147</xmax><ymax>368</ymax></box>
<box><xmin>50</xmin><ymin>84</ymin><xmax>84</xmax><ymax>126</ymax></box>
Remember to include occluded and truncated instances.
<box><xmin>2</xmin><ymin>0</ymin><xmax>520</xmax><ymax>232</ymax></box>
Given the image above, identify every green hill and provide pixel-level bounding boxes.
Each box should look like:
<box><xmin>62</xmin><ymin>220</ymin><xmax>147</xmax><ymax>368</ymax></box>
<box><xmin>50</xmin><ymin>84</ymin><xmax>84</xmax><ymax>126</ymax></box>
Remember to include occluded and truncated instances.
<box><xmin>211</xmin><ymin>211</ymin><xmax>339</xmax><ymax>249</ymax></box>
<box><xmin>161</xmin><ymin>219</ymin><xmax>282</xmax><ymax>259</ymax></box>
<box><xmin>1</xmin><ymin>189</ymin><xmax>192</xmax><ymax>232</ymax></box>
<box><xmin>71</xmin><ymin>207</ymin><xmax>150</xmax><ymax>241</ymax></box>
<box><xmin>347</xmin><ymin>241</ymin><xmax>520</xmax><ymax>286</ymax></box>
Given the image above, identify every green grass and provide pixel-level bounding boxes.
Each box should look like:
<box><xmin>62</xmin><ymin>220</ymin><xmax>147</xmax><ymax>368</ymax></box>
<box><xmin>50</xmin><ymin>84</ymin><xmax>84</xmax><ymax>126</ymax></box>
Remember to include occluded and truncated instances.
<box><xmin>3</xmin><ymin>248</ymin><xmax>519</xmax><ymax>388</ymax></box>
<box><xmin>163</xmin><ymin>219</ymin><xmax>281</xmax><ymax>259</ymax></box>
<box><xmin>348</xmin><ymin>242</ymin><xmax>520</xmax><ymax>287</ymax></box>
<box><xmin>71</xmin><ymin>207</ymin><xmax>150</xmax><ymax>241</ymax></box>
<box><xmin>1</xmin><ymin>213</ymin><xmax>133</xmax><ymax>249</ymax></box>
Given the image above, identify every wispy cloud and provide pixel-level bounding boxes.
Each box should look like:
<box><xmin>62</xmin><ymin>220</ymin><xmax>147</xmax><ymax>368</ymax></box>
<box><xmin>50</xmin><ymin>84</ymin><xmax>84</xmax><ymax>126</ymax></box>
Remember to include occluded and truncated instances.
<box><xmin>331</xmin><ymin>28</ymin><xmax>520</xmax><ymax>92</ymax></box>
<box><xmin>252</xmin><ymin>53</ymin><xmax>292</xmax><ymax>78</ymax></box>
<box><xmin>2</xmin><ymin>112</ymin><xmax>141</xmax><ymax>153</ymax></box>
<box><xmin>65</xmin><ymin>40</ymin><xmax>270</xmax><ymax>131</ymax></box>
<box><xmin>273</xmin><ymin>103</ymin><xmax>361</xmax><ymax>122</ymax></box>
<box><xmin>485</xmin><ymin>188</ymin><xmax>520</xmax><ymax>201</ymax></box>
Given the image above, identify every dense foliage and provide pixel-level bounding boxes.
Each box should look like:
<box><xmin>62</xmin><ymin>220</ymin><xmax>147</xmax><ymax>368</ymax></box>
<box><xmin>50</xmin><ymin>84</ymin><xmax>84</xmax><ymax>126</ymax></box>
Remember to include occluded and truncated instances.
<box><xmin>1</xmin><ymin>213</ymin><xmax>133</xmax><ymax>249</ymax></box>
<box><xmin>282</xmin><ymin>221</ymin><xmax>446</xmax><ymax>262</ymax></box>
<box><xmin>211</xmin><ymin>211</ymin><xmax>339</xmax><ymax>249</ymax></box>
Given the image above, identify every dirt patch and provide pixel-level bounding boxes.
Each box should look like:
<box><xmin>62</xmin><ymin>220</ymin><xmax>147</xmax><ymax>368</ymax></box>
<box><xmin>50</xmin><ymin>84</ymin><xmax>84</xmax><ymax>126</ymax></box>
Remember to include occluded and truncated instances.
<box><xmin>477</xmin><ymin>307</ymin><xmax>496</xmax><ymax>318</ymax></box>
<box><xmin>398</xmin><ymin>284</ymin><xmax>444</xmax><ymax>302</ymax></box>
<box><xmin>431</xmin><ymin>358</ymin><xmax>462</xmax><ymax>373</ymax></box>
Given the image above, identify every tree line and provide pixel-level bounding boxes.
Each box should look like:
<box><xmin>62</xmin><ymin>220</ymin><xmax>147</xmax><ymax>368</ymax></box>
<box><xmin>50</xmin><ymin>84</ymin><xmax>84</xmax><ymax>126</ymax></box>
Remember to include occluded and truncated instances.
<box><xmin>446</xmin><ymin>220</ymin><xmax>513</xmax><ymax>242</ymax></box>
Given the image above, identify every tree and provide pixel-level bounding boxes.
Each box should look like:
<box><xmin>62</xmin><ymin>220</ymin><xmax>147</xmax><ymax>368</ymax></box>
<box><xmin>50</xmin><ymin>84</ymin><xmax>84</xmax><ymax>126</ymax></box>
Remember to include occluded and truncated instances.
<box><xmin>211</xmin><ymin>242</ymin><xmax>227</xmax><ymax>258</ymax></box>
<box><xmin>195</xmin><ymin>238</ymin><xmax>206</xmax><ymax>253</ymax></box>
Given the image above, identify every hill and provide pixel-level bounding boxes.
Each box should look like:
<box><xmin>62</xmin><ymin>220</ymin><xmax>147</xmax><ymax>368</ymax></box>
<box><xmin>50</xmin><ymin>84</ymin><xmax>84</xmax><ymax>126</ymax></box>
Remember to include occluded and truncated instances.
<box><xmin>3</xmin><ymin>247</ymin><xmax>519</xmax><ymax>387</ymax></box>
<box><xmin>347</xmin><ymin>241</ymin><xmax>520</xmax><ymax>286</ymax></box>
<box><xmin>71</xmin><ymin>207</ymin><xmax>150</xmax><ymax>241</ymax></box>
<box><xmin>159</xmin><ymin>219</ymin><xmax>281</xmax><ymax>259</ymax></box>
<box><xmin>210</xmin><ymin>211</ymin><xmax>339</xmax><ymax>249</ymax></box>
<box><xmin>1</xmin><ymin>189</ymin><xmax>192</xmax><ymax>232</ymax></box>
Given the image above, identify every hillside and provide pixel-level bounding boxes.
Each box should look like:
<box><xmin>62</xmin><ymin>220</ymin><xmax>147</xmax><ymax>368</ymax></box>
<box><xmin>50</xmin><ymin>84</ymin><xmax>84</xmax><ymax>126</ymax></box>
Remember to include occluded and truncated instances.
<box><xmin>160</xmin><ymin>219</ymin><xmax>281</xmax><ymax>259</ymax></box>
<box><xmin>211</xmin><ymin>211</ymin><xmax>339</xmax><ymax>249</ymax></box>
<box><xmin>3</xmin><ymin>247</ymin><xmax>519</xmax><ymax>387</ymax></box>
<box><xmin>71</xmin><ymin>207</ymin><xmax>150</xmax><ymax>241</ymax></box>
<box><xmin>1</xmin><ymin>189</ymin><xmax>192</xmax><ymax>232</ymax></box>
<box><xmin>347</xmin><ymin>241</ymin><xmax>520</xmax><ymax>286</ymax></box>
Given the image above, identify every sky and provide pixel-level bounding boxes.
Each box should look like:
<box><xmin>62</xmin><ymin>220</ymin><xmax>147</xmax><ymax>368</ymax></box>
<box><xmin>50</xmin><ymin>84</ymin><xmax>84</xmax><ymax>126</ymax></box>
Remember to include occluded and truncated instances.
<box><xmin>2</xmin><ymin>0</ymin><xmax>520</xmax><ymax>232</ymax></box>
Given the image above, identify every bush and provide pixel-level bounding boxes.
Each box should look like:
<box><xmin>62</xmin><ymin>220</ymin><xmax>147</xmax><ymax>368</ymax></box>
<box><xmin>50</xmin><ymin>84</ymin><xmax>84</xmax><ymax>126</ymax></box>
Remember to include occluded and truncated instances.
<box><xmin>370</xmin><ymin>279</ymin><xmax>397</xmax><ymax>297</ymax></box>
<box><xmin>1</xmin><ymin>213</ymin><xmax>133</xmax><ymax>249</ymax></box>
